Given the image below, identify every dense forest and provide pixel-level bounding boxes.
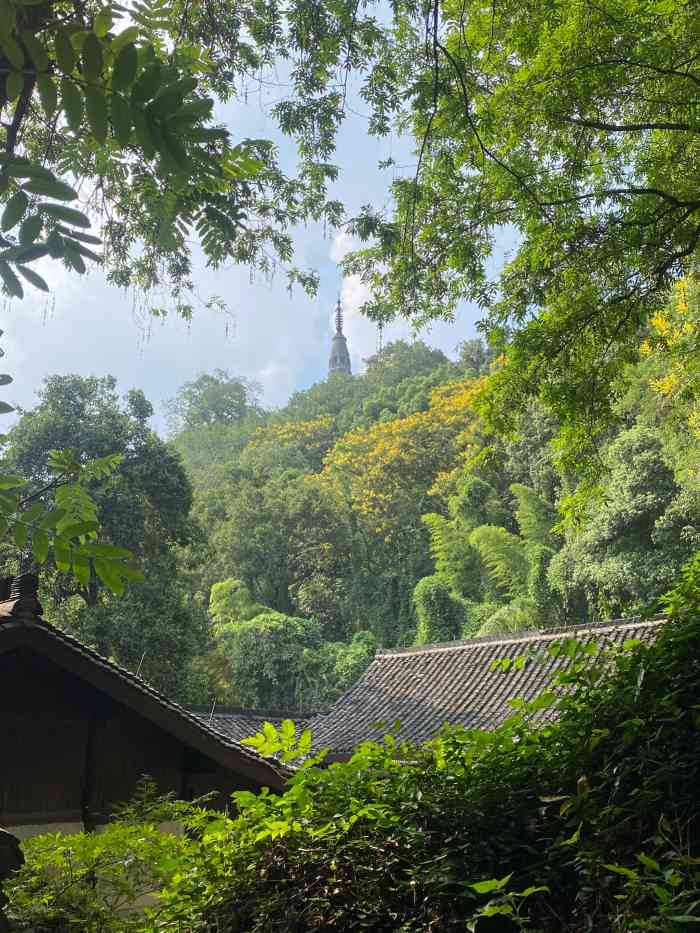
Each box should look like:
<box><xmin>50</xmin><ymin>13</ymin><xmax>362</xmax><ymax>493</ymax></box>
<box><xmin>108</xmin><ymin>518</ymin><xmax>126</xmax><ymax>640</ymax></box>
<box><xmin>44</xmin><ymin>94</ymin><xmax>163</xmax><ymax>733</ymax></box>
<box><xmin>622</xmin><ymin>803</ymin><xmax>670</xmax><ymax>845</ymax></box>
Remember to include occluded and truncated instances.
<box><xmin>4</xmin><ymin>276</ymin><xmax>698</xmax><ymax>710</ymax></box>
<box><xmin>3</xmin><ymin>0</ymin><xmax>700</xmax><ymax>926</ymax></box>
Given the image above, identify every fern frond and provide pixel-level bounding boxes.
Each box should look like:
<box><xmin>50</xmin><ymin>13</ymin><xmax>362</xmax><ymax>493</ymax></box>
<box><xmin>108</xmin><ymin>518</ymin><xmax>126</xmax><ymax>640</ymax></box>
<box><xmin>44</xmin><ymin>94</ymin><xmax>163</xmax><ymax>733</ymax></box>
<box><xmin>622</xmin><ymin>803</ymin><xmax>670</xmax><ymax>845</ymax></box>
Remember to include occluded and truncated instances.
<box><xmin>469</xmin><ymin>524</ymin><xmax>529</xmax><ymax>598</ymax></box>
<box><xmin>510</xmin><ymin>483</ymin><xmax>558</xmax><ymax>548</ymax></box>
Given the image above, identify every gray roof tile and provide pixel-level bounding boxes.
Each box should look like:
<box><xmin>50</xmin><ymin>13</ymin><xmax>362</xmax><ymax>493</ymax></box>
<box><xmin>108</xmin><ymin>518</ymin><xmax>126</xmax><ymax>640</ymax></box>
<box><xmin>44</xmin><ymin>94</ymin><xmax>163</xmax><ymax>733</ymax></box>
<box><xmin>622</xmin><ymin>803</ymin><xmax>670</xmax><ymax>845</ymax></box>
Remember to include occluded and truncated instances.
<box><xmin>307</xmin><ymin>618</ymin><xmax>665</xmax><ymax>756</ymax></box>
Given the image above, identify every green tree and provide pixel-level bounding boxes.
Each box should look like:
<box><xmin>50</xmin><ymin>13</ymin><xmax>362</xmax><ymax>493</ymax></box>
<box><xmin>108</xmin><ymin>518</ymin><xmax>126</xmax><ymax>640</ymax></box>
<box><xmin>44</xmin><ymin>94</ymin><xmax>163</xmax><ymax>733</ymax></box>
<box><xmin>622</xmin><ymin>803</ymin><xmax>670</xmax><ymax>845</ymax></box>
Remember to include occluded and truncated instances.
<box><xmin>3</xmin><ymin>375</ymin><xmax>192</xmax><ymax>588</ymax></box>
<box><xmin>413</xmin><ymin>575</ymin><xmax>467</xmax><ymax>645</ymax></box>
<box><xmin>67</xmin><ymin>556</ymin><xmax>208</xmax><ymax>699</ymax></box>
<box><xmin>548</xmin><ymin>426</ymin><xmax>700</xmax><ymax>617</ymax></box>
<box><xmin>165</xmin><ymin>371</ymin><xmax>261</xmax><ymax>432</ymax></box>
<box><xmin>0</xmin><ymin>0</ymin><xmax>352</xmax><ymax>302</ymax></box>
<box><xmin>209</xmin><ymin>578</ymin><xmax>266</xmax><ymax>633</ymax></box>
<box><xmin>340</xmin><ymin>0</ymin><xmax>700</xmax><ymax>433</ymax></box>
<box><xmin>216</xmin><ymin>611</ymin><xmax>324</xmax><ymax>709</ymax></box>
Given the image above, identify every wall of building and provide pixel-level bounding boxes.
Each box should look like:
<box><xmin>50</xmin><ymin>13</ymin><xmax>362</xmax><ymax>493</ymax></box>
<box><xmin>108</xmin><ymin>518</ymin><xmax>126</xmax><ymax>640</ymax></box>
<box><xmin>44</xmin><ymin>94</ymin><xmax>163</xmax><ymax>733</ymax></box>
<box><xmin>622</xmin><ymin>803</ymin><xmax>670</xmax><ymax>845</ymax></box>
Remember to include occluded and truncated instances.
<box><xmin>0</xmin><ymin>647</ymin><xmax>260</xmax><ymax>838</ymax></box>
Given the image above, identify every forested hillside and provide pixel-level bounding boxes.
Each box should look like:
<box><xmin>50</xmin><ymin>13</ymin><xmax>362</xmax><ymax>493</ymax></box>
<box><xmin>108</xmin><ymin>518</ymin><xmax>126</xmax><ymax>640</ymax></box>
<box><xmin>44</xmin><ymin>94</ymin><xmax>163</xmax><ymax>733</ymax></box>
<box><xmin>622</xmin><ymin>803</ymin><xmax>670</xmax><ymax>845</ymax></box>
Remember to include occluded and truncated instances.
<box><xmin>5</xmin><ymin>276</ymin><xmax>698</xmax><ymax>711</ymax></box>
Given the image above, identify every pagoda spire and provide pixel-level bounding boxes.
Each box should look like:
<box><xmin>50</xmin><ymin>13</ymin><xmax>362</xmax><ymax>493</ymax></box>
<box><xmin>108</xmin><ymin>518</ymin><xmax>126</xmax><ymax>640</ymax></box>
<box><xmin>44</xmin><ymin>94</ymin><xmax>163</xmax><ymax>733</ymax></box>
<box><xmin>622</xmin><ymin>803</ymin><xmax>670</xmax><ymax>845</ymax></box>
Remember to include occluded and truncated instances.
<box><xmin>328</xmin><ymin>296</ymin><xmax>351</xmax><ymax>375</ymax></box>
<box><xmin>334</xmin><ymin>296</ymin><xmax>343</xmax><ymax>334</ymax></box>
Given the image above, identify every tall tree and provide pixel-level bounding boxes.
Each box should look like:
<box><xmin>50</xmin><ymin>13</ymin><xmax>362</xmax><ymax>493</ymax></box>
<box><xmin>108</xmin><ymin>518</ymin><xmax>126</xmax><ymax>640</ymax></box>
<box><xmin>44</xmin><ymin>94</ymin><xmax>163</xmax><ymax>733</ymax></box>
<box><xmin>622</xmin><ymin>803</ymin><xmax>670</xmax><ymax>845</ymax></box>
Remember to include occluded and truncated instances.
<box><xmin>2</xmin><ymin>374</ymin><xmax>193</xmax><ymax>603</ymax></box>
<box><xmin>338</xmin><ymin>0</ymin><xmax>700</xmax><ymax>433</ymax></box>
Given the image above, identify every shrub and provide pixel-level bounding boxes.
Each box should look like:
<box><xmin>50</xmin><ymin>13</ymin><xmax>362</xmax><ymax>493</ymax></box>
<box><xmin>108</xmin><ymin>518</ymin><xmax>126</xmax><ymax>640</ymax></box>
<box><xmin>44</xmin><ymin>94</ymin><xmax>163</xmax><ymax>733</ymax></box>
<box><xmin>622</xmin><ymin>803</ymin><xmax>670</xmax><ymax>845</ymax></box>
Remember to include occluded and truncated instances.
<box><xmin>413</xmin><ymin>575</ymin><xmax>467</xmax><ymax>644</ymax></box>
<box><xmin>7</xmin><ymin>558</ymin><xmax>700</xmax><ymax>932</ymax></box>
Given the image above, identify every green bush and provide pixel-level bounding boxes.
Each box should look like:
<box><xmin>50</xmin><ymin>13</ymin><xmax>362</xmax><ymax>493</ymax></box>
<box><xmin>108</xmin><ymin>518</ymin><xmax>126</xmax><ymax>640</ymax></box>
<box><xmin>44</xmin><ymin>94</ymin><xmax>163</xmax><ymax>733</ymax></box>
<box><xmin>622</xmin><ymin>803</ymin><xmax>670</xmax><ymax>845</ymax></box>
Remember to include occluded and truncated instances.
<box><xmin>165</xmin><ymin>555</ymin><xmax>700</xmax><ymax>931</ymax></box>
<box><xmin>7</xmin><ymin>558</ymin><xmax>700</xmax><ymax>931</ymax></box>
<box><xmin>4</xmin><ymin>782</ymin><xmax>222</xmax><ymax>932</ymax></box>
<box><xmin>413</xmin><ymin>575</ymin><xmax>467</xmax><ymax>644</ymax></box>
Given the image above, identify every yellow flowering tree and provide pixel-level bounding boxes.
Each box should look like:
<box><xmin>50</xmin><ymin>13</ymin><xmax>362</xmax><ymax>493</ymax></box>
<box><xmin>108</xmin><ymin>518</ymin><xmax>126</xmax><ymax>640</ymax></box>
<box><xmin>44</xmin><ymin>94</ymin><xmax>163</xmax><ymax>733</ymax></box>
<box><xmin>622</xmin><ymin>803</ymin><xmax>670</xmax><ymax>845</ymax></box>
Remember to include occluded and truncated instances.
<box><xmin>642</xmin><ymin>276</ymin><xmax>700</xmax><ymax>433</ymax></box>
<box><xmin>321</xmin><ymin>378</ymin><xmax>485</xmax><ymax>544</ymax></box>
<box><xmin>242</xmin><ymin>416</ymin><xmax>336</xmax><ymax>475</ymax></box>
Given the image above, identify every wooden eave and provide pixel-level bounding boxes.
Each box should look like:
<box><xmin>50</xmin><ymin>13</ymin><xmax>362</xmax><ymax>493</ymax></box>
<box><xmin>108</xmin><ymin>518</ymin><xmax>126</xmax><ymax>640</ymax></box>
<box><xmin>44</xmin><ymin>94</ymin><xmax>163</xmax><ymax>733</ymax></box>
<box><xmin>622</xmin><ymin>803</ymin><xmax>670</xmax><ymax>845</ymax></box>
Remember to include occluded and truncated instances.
<box><xmin>0</xmin><ymin>608</ymin><xmax>287</xmax><ymax>790</ymax></box>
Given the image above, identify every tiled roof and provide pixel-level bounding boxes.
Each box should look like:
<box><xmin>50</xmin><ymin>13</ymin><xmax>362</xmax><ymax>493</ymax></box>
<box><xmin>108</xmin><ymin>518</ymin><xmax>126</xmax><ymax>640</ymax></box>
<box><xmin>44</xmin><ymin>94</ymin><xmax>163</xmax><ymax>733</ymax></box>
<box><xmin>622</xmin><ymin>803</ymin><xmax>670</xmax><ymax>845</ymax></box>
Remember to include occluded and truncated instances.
<box><xmin>0</xmin><ymin>580</ymin><xmax>286</xmax><ymax>787</ymax></box>
<box><xmin>308</xmin><ymin>618</ymin><xmax>666</xmax><ymax>757</ymax></box>
<box><xmin>188</xmin><ymin>706</ymin><xmax>314</xmax><ymax>744</ymax></box>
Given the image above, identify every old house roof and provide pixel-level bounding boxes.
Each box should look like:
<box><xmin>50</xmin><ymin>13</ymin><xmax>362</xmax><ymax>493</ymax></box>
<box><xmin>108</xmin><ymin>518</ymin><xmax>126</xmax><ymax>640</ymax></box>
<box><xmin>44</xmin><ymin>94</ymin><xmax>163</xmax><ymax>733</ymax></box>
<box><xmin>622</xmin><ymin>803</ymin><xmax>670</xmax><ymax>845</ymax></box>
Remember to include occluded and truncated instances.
<box><xmin>0</xmin><ymin>575</ymin><xmax>286</xmax><ymax>789</ymax></box>
<box><xmin>308</xmin><ymin>617</ymin><xmax>666</xmax><ymax>759</ymax></box>
<box><xmin>188</xmin><ymin>706</ymin><xmax>313</xmax><ymax>744</ymax></box>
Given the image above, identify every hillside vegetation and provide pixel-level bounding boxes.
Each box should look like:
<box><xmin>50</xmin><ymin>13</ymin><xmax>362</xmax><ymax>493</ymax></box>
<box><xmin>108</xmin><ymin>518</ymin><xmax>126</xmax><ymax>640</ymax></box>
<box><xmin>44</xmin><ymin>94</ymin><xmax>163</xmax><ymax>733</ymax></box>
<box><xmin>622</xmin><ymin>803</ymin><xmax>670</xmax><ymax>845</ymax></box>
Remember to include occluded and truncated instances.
<box><xmin>3</xmin><ymin>278</ymin><xmax>699</xmax><ymax>711</ymax></box>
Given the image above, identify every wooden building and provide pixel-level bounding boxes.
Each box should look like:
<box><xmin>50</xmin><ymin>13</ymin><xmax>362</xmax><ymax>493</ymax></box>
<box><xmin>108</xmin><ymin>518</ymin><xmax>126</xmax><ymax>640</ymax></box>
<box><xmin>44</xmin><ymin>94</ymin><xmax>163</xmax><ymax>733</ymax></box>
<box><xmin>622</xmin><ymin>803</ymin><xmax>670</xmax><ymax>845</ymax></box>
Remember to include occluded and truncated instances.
<box><xmin>0</xmin><ymin>575</ymin><xmax>285</xmax><ymax>840</ymax></box>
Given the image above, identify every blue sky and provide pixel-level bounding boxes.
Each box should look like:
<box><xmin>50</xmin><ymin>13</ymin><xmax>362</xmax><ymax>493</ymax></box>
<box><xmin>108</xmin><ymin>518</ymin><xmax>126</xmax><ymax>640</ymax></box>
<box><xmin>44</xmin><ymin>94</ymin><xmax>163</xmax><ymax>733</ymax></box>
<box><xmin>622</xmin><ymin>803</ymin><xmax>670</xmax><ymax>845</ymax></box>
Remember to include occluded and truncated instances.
<box><xmin>1</xmin><ymin>76</ymin><xmax>499</xmax><ymax>433</ymax></box>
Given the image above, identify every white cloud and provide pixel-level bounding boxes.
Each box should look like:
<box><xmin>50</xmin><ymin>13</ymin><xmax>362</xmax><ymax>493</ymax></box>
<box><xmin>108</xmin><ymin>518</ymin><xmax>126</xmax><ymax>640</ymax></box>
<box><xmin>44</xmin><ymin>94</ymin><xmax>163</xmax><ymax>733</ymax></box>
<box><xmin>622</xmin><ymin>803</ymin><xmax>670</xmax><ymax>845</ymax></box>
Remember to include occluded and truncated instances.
<box><xmin>329</xmin><ymin>230</ymin><xmax>357</xmax><ymax>263</ymax></box>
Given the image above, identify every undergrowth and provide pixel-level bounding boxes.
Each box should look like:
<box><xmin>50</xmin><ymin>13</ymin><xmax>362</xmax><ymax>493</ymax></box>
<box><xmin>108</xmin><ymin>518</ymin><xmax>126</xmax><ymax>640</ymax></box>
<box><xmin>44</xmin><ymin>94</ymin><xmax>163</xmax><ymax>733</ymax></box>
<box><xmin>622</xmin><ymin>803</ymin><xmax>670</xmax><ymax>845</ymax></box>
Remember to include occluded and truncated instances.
<box><xmin>5</xmin><ymin>554</ymin><xmax>700</xmax><ymax>931</ymax></box>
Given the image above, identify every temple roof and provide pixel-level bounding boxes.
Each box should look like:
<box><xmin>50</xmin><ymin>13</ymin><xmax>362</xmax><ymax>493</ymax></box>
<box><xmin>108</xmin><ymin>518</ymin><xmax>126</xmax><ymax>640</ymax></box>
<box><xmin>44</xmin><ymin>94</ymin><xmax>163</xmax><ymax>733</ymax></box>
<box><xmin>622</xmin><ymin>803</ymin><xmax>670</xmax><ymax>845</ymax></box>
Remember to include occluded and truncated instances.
<box><xmin>307</xmin><ymin>617</ymin><xmax>666</xmax><ymax>759</ymax></box>
<box><xmin>0</xmin><ymin>575</ymin><xmax>287</xmax><ymax>787</ymax></box>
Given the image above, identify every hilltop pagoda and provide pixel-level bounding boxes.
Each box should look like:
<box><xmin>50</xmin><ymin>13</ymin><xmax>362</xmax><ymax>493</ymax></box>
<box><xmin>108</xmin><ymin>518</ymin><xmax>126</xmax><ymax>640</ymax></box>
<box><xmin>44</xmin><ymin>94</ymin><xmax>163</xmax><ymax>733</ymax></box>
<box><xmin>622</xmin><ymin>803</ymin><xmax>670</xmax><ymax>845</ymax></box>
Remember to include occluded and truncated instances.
<box><xmin>328</xmin><ymin>298</ymin><xmax>351</xmax><ymax>375</ymax></box>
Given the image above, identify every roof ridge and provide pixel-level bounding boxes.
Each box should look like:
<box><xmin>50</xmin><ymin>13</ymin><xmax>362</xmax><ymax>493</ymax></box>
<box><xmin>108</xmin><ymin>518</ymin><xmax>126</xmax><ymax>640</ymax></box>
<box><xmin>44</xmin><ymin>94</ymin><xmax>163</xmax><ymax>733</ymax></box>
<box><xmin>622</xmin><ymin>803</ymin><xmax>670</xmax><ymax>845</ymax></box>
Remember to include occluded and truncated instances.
<box><xmin>188</xmin><ymin>705</ymin><xmax>318</xmax><ymax>718</ymax></box>
<box><xmin>376</xmin><ymin>616</ymin><xmax>667</xmax><ymax>657</ymax></box>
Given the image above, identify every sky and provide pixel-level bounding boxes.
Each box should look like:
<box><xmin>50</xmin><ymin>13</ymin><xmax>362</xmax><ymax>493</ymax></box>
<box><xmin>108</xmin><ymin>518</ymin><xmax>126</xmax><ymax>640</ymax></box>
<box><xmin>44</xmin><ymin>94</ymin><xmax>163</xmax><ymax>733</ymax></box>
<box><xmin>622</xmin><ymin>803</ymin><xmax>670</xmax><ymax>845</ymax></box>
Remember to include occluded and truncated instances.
<box><xmin>1</xmin><ymin>75</ymin><xmax>497</xmax><ymax>433</ymax></box>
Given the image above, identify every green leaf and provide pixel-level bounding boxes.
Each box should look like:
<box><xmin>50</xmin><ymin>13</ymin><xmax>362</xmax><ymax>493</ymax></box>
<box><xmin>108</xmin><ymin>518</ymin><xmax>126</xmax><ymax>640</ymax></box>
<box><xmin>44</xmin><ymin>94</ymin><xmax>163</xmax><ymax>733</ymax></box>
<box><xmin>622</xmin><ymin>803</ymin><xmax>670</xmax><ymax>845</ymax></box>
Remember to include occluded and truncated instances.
<box><xmin>13</xmin><ymin>520</ymin><xmax>28</xmax><ymax>548</ymax></box>
<box><xmin>32</xmin><ymin>527</ymin><xmax>49</xmax><ymax>563</ymax></box>
<box><xmin>54</xmin><ymin>28</ymin><xmax>76</xmax><ymax>73</ymax></box>
<box><xmin>470</xmin><ymin>874</ymin><xmax>513</xmax><ymax>894</ymax></box>
<box><xmin>19</xmin><ymin>214</ymin><xmax>42</xmax><ymax>245</ymax></box>
<box><xmin>36</xmin><ymin>74</ymin><xmax>58</xmax><ymax>118</ymax></box>
<box><xmin>0</xmin><ymin>493</ymin><xmax>18</xmax><ymax>516</ymax></box>
<box><xmin>21</xmin><ymin>501</ymin><xmax>44</xmax><ymax>526</ymax></box>
<box><xmin>0</xmin><ymin>35</ymin><xmax>25</xmax><ymax>70</ymax></box>
<box><xmin>60</xmin><ymin>520</ymin><xmax>100</xmax><ymax>540</ymax></box>
<box><xmin>518</xmin><ymin>886</ymin><xmax>550</xmax><ymax>897</ymax></box>
<box><xmin>0</xmin><ymin>159</ymin><xmax>54</xmax><ymax>181</ymax></box>
<box><xmin>94</xmin><ymin>10</ymin><xmax>112</xmax><ymax>38</ymax></box>
<box><xmin>0</xmin><ymin>475</ymin><xmax>26</xmax><ymax>489</ymax></box>
<box><xmin>55</xmin><ymin>226</ymin><xmax>102</xmax><ymax>245</ymax></box>
<box><xmin>94</xmin><ymin>557</ymin><xmax>125</xmax><ymax>595</ymax></box>
<box><xmin>15</xmin><ymin>243</ymin><xmax>49</xmax><ymax>263</ymax></box>
<box><xmin>132</xmin><ymin>63</ymin><xmax>162</xmax><ymax>103</ymax></box>
<box><xmin>85</xmin><ymin>86</ymin><xmax>109</xmax><ymax>143</ymax></box>
<box><xmin>604</xmin><ymin>863</ymin><xmax>639</xmax><ymax>880</ymax></box>
<box><xmin>39</xmin><ymin>508</ymin><xmax>65</xmax><ymax>530</ymax></box>
<box><xmin>63</xmin><ymin>243</ymin><xmax>86</xmax><ymax>273</ymax></box>
<box><xmin>1</xmin><ymin>190</ymin><xmax>28</xmax><ymax>232</ymax></box>
<box><xmin>73</xmin><ymin>553</ymin><xmax>91</xmax><ymax>586</ymax></box>
<box><xmin>45</xmin><ymin>230</ymin><xmax>65</xmax><ymax>259</ymax></box>
<box><xmin>20</xmin><ymin>30</ymin><xmax>49</xmax><ymax>71</ymax></box>
<box><xmin>81</xmin><ymin>542</ymin><xmax>133</xmax><ymax>559</ymax></box>
<box><xmin>0</xmin><ymin>374</ymin><xmax>13</xmax><ymax>385</ymax></box>
<box><xmin>54</xmin><ymin>537</ymin><xmax>72</xmax><ymax>573</ymax></box>
<box><xmin>39</xmin><ymin>203</ymin><xmax>91</xmax><ymax>228</ymax></box>
<box><xmin>110</xmin><ymin>93</ymin><xmax>133</xmax><ymax>144</ymax></box>
<box><xmin>0</xmin><ymin>262</ymin><xmax>23</xmax><ymax>299</ymax></box>
<box><xmin>17</xmin><ymin>265</ymin><xmax>50</xmax><ymax>292</ymax></box>
<box><xmin>160</xmin><ymin>126</ymin><xmax>188</xmax><ymax>168</ymax></box>
<box><xmin>119</xmin><ymin>563</ymin><xmax>144</xmax><ymax>582</ymax></box>
<box><xmin>5</xmin><ymin>70</ymin><xmax>24</xmax><ymax>103</ymax></box>
<box><xmin>61</xmin><ymin>78</ymin><xmax>84</xmax><ymax>132</ymax></box>
<box><xmin>558</xmin><ymin>823</ymin><xmax>582</xmax><ymax>847</ymax></box>
<box><xmin>110</xmin><ymin>26</ymin><xmax>140</xmax><ymax>53</ymax></box>
<box><xmin>0</xmin><ymin>400</ymin><xmax>15</xmax><ymax>413</ymax></box>
<box><xmin>82</xmin><ymin>33</ymin><xmax>104</xmax><ymax>82</ymax></box>
<box><xmin>71</xmin><ymin>242</ymin><xmax>103</xmax><ymax>264</ymax></box>
<box><xmin>132</xmin><ymin>107</ymin><xmax>156</xmax><ymax>159</ymax></box>
<box><xmin>21</xmin><ymin>178</ymin><xmax>78</xmax><ymax>201</ymax></box>
<box><xmin>637</xmin><ymin>853</ymin><xmax>661</xmax><ymax>872</ymax></box>
<box><xmin>112</xmin><ymin>42</ymin><xmax>138</xmax><ymax>91</ymax></box>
